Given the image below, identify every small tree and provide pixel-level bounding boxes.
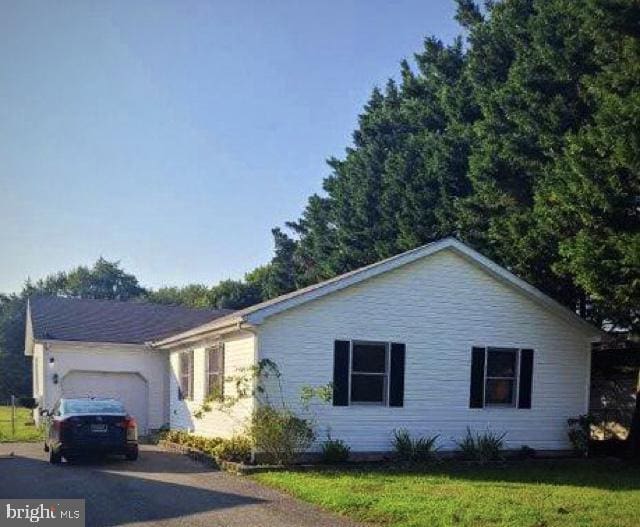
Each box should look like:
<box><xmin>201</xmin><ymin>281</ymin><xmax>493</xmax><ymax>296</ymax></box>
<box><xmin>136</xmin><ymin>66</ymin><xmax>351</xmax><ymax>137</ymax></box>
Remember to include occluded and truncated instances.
<box><xmin>248</xmin><ymin>406</ymin><xmax>315</xmax><ymax>465</ymax></box>
<box><xmin>193</xmin><ymin>359</ymin><xmax>331</xmax><ymax>465</ymax></box>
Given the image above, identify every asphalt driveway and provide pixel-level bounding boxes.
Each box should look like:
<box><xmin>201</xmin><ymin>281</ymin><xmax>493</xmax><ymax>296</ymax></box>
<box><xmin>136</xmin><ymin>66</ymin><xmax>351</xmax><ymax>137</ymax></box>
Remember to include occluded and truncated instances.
<box><xmin>0</xmin><ymin>443</ymin><xmax>361</xmax><ymax>527</ymax></box>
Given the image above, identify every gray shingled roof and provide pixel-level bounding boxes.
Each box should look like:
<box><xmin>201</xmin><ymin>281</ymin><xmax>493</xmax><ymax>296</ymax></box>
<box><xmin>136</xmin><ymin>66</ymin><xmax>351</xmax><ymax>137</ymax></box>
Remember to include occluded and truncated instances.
<box><xmin>29</xmin><ymin>296</ymin><xmax>232</xmax><ymax>344</ymax></box>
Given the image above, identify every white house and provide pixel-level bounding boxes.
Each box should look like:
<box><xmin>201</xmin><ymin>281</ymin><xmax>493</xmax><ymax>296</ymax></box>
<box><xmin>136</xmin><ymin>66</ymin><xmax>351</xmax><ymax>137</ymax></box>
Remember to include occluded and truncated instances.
<box><xmin>24</xmin><ymin>297</ymin><xmax>230</xmax><ymax>434</ymax></box>
<box><xmin>153</xmin><ymin>238</ymin><xmax>602</xmax><ymax>453</ymax></box>
<box><xmin>26</xmin><ymin>238</ymin><xmax>602</xmax><ymax>452</ymax></box>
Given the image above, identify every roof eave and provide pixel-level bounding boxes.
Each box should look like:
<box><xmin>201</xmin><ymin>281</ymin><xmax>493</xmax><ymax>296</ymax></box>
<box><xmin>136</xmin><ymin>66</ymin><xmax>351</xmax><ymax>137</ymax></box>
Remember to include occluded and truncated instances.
<box><xmin>447</xmin><ymin>243</ymin><xmax>603</xmax><ymax>339</ymax></box>
<box><xmin>154</xmin><ymin>237</ymin><xmax>603</xmax><ymax>346</ymax></box>
<box><xmin>24</xmin><ymin>299</ymin><xmax>34</xmax><ymax>356</ymax></box>
<box><xmin>150</xmin><ymin>315</ymin><xmax>246</xmax><ymax>348</ymax></box>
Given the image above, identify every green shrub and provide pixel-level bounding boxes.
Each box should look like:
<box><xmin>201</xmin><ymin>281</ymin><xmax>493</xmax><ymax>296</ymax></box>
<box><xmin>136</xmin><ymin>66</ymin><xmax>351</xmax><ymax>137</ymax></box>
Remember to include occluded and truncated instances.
<box><xmin>161</xmin><ymin>430</ymin><xmax>224</xmax><ymax>457</ymax></box>
<box><xmin>320</xmin><ymin>435</ymin><xmax>350</xmax><ymax>463</ymax></box>
<box><xmin>213</xmin><ymin>435</ymin><xmax>252</xmax><ymax>463</ymax></box>
<box><xmin>392</xmin><ymin>428</ymin><xmax>439</xmax><ymax>463</ymax></box>
<box><xmin>248</xmin><ymin>405</ymin><xmax>315</xmax><ymax>465</ymax></box>
<box><xmin>568</xmin><ymin>414</ymin><xmax>594</xmax><ymax>456</ymax></box>
<box><xmin>456</xmin><ymin>427</ymin><xmax>506</xmax><ymax>464</ymax></box>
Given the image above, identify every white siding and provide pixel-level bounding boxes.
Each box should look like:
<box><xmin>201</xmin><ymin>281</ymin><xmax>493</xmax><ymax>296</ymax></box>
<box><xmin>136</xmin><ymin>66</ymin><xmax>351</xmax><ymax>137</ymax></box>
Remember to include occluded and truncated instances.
<box><xmin>169</xmin><ymin>332</ymin><xmax>255</xmax><ymax>438</ymax></box>
<box><xmin>32</xmin><ymin>344</ymin><xmax>45</xmax><ymax>423</ymax></box>
<box><xmin>32</xmin><ymin>344</ymin><xmax>44</xmax><ymax>399</ymax></box>
<box><xmin>258</xmin><ymin>249</ymin><xmax>592</xmax><ymax>452</ymax></box>
<box><xmin>40</xmin><ymin>341</ymin><xmax>169</xmax><ymax>431</ymax></box>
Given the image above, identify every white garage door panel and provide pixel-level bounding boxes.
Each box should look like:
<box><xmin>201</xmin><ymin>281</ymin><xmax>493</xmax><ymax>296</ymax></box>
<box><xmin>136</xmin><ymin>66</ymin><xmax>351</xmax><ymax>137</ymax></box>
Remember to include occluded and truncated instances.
<box><xmin>61</xmin><ymin>371</ymin><xmax>149</xmax><ymax>434</ymax></box>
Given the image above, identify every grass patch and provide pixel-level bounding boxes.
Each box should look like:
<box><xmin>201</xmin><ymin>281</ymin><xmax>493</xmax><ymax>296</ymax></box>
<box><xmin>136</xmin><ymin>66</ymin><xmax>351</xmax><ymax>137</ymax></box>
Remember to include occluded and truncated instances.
<box><xmin>253</xmin><ymin>459</ymin><xmax>640</xmax><ymax>527</ymax></box>
<box><xmin>0</xmin><ymin>406</ymin><xmax>43</xmax><ymax>442</ymax></box>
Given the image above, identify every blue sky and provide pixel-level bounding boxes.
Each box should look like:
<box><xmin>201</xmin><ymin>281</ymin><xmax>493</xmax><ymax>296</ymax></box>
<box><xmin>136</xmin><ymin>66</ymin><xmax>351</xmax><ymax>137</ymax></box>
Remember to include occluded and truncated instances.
<box><xmin>0</xmin><ymin>0</ymin><xmax>460</xmax><ymax>294</ymax></box>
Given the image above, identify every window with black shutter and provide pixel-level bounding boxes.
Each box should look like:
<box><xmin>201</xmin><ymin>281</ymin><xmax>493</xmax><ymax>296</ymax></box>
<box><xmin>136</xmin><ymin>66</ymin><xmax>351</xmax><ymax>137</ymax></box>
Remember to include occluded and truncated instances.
<box><xmin>333</xmin><ymin>340</ymin><xmax>405</xmax><ymax>407</ymax></box>
<box><xmin>469</xmin><ymin>346</ymin><xmax>534</xmax><ymax>409</ymax></box>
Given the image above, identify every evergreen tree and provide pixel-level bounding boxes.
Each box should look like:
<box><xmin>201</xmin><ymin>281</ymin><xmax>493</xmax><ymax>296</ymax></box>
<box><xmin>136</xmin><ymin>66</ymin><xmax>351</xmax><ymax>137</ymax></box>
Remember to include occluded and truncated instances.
<box><xmin>537</xmin><ymin>0</ymin><xmax>640</xmax><ymax>328</ymax></box>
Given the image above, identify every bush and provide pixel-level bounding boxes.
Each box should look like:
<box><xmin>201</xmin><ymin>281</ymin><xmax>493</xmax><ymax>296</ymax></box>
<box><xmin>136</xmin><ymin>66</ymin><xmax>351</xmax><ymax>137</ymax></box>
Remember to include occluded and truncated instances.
<box><xmin>161</xmin><ymin>430</ymin><xmax>224</xmax><ymax>457</ymax></box>
<box><xmin>213</xmin><ymin>435</ymin><xmax>252</xmax><ymax>463</ymax></box>
<box><xmin>248</xmin><ymin>405</ymin><xmax>315</xmax><ymax>465</ymax></box>
<box><xmin>568</xmin><ymin>414</ymin><xmax>594</xmax><ymax>456</ymax></box>
<box><xmin>456</xmin><ymin>427</ymin><xmax>506</xmax><ymax>464</ymax></box>
<box><xmin>320</xmin><ymin>435</ymin><xmax>350</xmax><ymax>463</ymax></box>
<box><xmin>392</xmin><ymin>428</ymin><xmax>439</xmax><ymax>463</ymax></box>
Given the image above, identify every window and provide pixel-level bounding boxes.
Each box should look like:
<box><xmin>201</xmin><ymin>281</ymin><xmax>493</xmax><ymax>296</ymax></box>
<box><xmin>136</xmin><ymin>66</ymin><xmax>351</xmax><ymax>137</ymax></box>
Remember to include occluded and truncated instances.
<box><xmin>205</xmin><ymin>343</ymin><xmax>224</xmax><ymax>400</ymax></box>
<box><xmin>179</xmin><ymin>351</ymin><xmax>194</xmax><ymax>401</ymax></box>
<box><xmin>484</xmin><ymin>348</ymin><xmax>518</xmax><ymax>406</ymax></box>
<box><xmin>64</xmin><ymin>400</ymin><xmax>125</xmax><ymax>414</ymax></box>
<box><xmin>350</xmin><ymin>341</ymin><xmax>389</xmax><ymax>404</ymax></box>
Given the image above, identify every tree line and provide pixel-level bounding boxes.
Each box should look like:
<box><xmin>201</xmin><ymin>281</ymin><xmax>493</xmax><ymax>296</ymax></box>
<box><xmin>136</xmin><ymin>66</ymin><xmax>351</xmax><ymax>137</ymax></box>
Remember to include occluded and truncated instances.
<box><xmin>2</xmin><ymin>0</ymin><xmax>639</xmax><ymax>398</ymax></box>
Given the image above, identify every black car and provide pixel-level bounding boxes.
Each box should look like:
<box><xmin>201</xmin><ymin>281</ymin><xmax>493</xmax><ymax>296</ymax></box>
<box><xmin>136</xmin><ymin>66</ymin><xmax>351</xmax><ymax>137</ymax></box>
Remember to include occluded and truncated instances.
<box><xmin>43</xmin><ymin>398</ymin><xmax>138</xmax><ymax>464</ymax></box>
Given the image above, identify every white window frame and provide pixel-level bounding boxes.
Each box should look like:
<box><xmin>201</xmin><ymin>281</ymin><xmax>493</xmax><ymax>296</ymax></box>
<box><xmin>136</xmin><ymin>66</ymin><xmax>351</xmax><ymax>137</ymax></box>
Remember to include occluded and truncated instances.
<box><xmin>179</xmin><ymin>350</ymin><xmax>194</xmax><ymax>401</ymax></box>
<box><xmin>483</xmin><ymin>347</ymin><xmax>520</xmax><ymax>408</ymax></box>
<box><xmin>348</xmin><ymin>340</ymin><xmax>390</xmax><ymax>406</ymax></box>
<box><xmin>205</xmin><ymin>343</ymin><xmax>224</xmax><ymax>400</ymax></box>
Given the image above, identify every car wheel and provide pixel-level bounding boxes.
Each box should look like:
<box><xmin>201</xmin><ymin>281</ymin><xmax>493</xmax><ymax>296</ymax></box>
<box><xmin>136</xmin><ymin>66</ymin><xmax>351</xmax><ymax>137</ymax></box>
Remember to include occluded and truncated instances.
<box><xmin>125</xmin><ymin>449</ymin><xmax>138</xmax><ymax>461</ymax></box>
<box><xmin>49</xmin><ymin>448</ymin><xmax>62</xmax><ymax>464</ymax></box>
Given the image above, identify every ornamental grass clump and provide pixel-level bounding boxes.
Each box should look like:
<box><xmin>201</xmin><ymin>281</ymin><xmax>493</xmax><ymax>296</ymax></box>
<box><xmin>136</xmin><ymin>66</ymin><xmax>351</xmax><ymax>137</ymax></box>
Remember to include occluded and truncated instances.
<box><xmin>456</xmin><ymin>427</ymin><xmax>506</xmax><ymax>464</ymax></box>
<box><xmin>320</xmin><ymin>433</ymin><xmax>351</xmax><ymax>463</ymax></box>
<box><xmin>392</xmin><ymin>428</ymin><xmax>439</xmax><ymax>463</ymax></box>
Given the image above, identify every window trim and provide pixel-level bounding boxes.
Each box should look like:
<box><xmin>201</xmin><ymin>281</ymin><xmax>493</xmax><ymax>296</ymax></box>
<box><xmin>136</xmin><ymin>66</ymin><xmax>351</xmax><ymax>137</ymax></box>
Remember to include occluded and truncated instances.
<box><xmin>205</xmin><ymin>343</ymin><xmax>225</xmax><ymax>400</ymax></box>
<box><xmin>483</xmin><ymin>347</ymin><xmax>520</xmax><ymax>408</ymax></box>
<box><xmin>348</xmin><ymin>340</ymin><xmax>390</xmax><ymax>406</ymax></box>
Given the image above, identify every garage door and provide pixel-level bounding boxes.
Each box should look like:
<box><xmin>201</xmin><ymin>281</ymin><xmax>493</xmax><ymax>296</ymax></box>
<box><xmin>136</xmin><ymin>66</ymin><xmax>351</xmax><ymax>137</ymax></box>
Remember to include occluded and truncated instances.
<box><xmin>61</xmin><ymin>371</ymin><xmax>149</xmax><ymax>434</ymax></box>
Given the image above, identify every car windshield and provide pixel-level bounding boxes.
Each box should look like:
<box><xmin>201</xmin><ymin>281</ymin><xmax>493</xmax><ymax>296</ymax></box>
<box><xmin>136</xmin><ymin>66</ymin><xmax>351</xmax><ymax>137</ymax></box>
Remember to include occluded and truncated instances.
<box><xmin>63</xmin><ymin>400</ymin><xmax>125</xmax><ymax>414</ymax></box>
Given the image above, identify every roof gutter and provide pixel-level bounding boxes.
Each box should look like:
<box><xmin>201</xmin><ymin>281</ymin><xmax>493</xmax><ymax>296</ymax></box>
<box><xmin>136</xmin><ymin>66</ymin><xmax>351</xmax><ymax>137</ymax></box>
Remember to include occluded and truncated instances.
<box><xmin>149</xmin><ymin>315</ymin><xmax>248</xmax><ymax>349</ymax></box>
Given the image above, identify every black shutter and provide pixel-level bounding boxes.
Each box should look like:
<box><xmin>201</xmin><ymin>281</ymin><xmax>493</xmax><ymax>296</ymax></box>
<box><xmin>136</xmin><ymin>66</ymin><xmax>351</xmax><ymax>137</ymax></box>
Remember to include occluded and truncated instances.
<box><xmin>469</xmin><ymin>347</ymin><xmax>485</xmax><ymax>408</ymax></box>
<box><xmin>518</xmin><ymin>349</ymin><xmax>534</xmax><ymax>409</ymax></box>
<box><xmin>389</xmin><ymin>343</ymin><xmax>406</xmax><ymax>407</ymax></box>
<box><xmin>333</xmin><ymin>340</ymin><xmax>350</xmax><ymax>406</ymax></box>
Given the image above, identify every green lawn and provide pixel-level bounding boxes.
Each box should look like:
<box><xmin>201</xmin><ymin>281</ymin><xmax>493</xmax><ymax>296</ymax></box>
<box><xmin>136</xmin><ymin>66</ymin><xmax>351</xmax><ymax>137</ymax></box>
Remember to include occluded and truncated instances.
<box><xmin>253</xmin><ymin>459</ymin><xmax>640</xmax><ymax>527</ymax></box>
<box><xmin>0</xmin><ymin>406</ymin><xmax>43</xmax><ymax>442</ymax></box>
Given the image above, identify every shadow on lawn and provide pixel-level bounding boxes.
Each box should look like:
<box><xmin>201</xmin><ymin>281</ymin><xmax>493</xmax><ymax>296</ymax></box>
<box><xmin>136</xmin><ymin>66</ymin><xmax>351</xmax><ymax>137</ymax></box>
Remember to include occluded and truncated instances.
<box><xmin>301</xmin><ymin>458</ymin><xmax>640</xmax><ymax>492</ymax></box>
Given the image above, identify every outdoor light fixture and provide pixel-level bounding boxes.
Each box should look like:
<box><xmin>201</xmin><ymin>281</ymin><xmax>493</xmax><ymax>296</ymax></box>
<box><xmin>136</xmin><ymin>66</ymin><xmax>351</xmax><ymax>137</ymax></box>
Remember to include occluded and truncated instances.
<box><xmin>48</xmin><ymin>356</ymin><xmax>55</xmax><ymax>368</ymax></box>
<box><xmin>52</xmin><ymin>373</ymin><xmax>59</xmax><ymax>384</ymax></box>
